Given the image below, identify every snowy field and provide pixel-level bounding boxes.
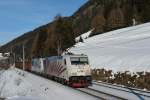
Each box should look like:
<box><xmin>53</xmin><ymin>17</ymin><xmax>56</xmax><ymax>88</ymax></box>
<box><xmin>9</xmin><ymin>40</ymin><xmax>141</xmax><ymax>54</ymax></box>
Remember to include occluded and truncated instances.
<box><xmin>70</xmin><ymin>22</ymin><xmax>150</xmax><ymax>73</ymax></box>
<box><xmin>0</xmin><ymin>68</ymin><xmax>99</xmax><ymax>100</ymax></box>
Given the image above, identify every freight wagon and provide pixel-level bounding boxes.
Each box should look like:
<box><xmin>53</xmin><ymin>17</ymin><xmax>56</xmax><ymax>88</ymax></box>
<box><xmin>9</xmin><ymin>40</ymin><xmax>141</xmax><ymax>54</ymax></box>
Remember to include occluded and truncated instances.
<box><xmin>0</xmin><ymin>57</ymin><xmax>10</xmax><ymax>69</ymax></box>
<box><xmin>15</xmin><ymin>61</ymin><xmax>31</xmax><ymax>71</ymax></box>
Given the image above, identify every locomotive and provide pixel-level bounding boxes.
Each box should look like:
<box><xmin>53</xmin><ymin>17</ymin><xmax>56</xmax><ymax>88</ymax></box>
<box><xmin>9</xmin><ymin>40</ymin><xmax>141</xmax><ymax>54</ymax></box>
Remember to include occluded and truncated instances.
<box><xmin>32</xmin><ymin>54</ymin><xmax>92</xmax><ymax>88</ymax></box>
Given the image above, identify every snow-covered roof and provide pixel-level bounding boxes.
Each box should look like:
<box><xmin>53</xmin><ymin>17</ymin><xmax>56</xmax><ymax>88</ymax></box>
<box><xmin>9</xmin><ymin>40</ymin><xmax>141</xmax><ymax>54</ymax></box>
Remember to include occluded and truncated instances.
<box><xmin>69</xmin><ymin>22</ymin><xmax>150</xmax><ymax>73</ymax></box>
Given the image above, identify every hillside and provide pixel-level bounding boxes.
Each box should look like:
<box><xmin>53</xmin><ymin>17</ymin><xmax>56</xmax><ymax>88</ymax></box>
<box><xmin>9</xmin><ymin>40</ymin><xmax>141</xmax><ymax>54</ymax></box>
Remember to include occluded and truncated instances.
<box><xmin>1</xmin><ymin>0</ymin><xmax>150</xmax><ymax>60</ymax></box>
<box><xmin>69</xmin><ymin>22</ymin><xmax>150</xmax><ymax>73</ymax></box>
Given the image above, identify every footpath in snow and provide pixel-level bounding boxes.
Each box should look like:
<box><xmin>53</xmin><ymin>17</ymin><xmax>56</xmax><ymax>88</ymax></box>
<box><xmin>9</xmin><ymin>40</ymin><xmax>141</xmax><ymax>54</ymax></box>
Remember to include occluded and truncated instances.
<box><xmin>0</xmin><ymin>68</ymin><xmax>99</xmax><ymax>100</ymax></box>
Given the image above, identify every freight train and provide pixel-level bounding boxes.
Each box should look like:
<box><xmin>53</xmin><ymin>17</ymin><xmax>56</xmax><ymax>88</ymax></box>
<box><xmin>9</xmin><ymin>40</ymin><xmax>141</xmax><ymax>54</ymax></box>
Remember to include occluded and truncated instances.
<box><xmin>32</xmin><ymin>54</ymin><xmax>92</xmax><ymax>88</ymax></box>
<box><xmin>15</xmin><ymin>54</ymin><xmax>92</xmax><ymax>88</ymax></box>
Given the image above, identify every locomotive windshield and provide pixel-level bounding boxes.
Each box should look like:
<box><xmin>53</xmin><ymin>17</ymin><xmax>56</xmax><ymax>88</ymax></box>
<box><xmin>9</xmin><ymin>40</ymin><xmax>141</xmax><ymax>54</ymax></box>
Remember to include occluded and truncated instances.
<box><xmin>70</xmin><ymin>57</ymin><xmax>88</xmax><ymax>65</ymax></box>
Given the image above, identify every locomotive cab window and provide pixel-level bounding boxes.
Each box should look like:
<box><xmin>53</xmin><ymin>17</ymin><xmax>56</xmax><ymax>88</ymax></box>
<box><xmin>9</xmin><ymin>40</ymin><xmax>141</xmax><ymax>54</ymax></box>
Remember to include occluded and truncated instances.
<box><xmin>70</xmin><ymin>57</ymin><xmax>88</xmax><ymax>65</ymax></box>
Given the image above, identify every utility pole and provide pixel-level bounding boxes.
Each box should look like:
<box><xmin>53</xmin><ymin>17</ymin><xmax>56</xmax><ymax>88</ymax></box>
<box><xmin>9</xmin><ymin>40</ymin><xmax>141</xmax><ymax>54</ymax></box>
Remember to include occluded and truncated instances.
<box><xmin>13</xmin><ymin>53</ymin><xmax>15</xmax><ymax>67</ymax></box>
<box><xmin>23</xmin><ymin>44</ymin><xmax>25</xmax><ymax>70</ymax></box>
<box><xmin>10</xmin><ymin>46</ymin><xmax>13</xmax><ymax>67</ymax></box>
<box><xmin>57</xmin><ymin>40</ymin><xmax>62</xmax><ymax>56</ymax></box>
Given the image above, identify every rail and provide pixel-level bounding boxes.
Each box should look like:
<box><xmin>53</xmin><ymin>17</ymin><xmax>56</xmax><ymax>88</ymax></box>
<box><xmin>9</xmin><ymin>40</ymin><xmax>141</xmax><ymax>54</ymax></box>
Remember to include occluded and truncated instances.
<box><xmin>92</xmin><ymin>81</ymin><xmax>150</xmax><ymax>100</ymax></box>
<box><xmin>77</xmin><ymin>87</ymin><xmax>127</xmax><ymax>100</ymax></box>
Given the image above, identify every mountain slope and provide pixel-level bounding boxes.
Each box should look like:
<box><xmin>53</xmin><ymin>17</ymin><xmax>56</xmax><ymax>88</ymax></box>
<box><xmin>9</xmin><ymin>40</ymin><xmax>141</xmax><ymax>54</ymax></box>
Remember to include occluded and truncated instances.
<box><xmin>69</xmin><ymin>22</ymin><xmax>150</xmax><ymax>72</ymax></box>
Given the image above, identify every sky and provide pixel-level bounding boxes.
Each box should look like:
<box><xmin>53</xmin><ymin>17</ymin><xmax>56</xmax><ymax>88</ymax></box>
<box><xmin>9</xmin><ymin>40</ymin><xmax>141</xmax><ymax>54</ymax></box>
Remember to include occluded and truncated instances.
<box><xmin>0</xmin><ymin>0</ymin><xmax>88</xmax><ymax>45</ymax></box>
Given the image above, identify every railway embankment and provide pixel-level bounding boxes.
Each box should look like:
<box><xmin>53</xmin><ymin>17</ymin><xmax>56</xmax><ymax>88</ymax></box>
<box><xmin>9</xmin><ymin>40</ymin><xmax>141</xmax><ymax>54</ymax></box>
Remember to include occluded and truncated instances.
<box><xmin>92</xmin><ymin>69</ymin><xmax>150</xmax><ymax>90</ymax></box>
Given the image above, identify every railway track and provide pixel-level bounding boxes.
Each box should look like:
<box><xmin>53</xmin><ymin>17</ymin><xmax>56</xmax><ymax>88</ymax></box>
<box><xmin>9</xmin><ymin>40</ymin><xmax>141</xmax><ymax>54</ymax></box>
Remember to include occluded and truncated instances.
<box><xmin>77</xmin><ymin>87</ymin><xmax>127</xmax><ymax>100</ymax></box>
<box><xmin>92</xmin><ymin>81</ymin><xmax>150</xmax><ymax>100</ymax></box>
<box><xmin>94</xmin><ymin>81</ymin><xmax>150</xmax><ymax>94</ymax></box>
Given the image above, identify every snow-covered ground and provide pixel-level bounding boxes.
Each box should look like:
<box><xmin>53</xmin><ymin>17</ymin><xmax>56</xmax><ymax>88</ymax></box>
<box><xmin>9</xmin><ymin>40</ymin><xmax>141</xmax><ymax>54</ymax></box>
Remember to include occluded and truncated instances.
<box><xmin>69</xmin><ymin>22</ymin><xmax>150</xmax><ymax>73</ymax></box>
<box><xmin>0</xmin><ymin>68</ymin><xmax>99</xmax><ymax>100</ymax></box>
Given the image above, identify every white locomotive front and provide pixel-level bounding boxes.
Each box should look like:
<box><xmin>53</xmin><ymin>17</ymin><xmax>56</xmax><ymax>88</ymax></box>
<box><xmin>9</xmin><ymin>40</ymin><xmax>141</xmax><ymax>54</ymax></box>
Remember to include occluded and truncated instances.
<box><xmin>63</xmin><ymin>54</ymin><xmax>92</xmax><ymax>87</ymax></box>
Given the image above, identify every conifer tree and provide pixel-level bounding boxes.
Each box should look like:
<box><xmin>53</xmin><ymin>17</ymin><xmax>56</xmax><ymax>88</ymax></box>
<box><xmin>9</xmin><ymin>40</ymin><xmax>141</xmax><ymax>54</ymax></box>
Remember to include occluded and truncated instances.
<box><xmin>79</xmin><ymin>36</ymin><xmax>84</xmax><ymax>42</ymax></box>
